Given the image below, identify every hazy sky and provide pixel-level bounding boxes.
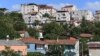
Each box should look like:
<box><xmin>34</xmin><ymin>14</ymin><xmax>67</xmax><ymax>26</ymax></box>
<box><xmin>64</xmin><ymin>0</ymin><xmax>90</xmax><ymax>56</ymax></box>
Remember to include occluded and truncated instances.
<box><xmin>0</xmin><ymin>0</ymin><xmax>100</xmax><ymax>11</ymax></box>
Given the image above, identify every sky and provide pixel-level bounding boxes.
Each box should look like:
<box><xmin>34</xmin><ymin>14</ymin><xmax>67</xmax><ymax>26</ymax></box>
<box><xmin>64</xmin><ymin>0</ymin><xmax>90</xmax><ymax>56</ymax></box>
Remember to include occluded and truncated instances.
<box><xmin>0</xmin><ymin>0</ymin><xmax>100</xmax><ymax>11</ymax></box>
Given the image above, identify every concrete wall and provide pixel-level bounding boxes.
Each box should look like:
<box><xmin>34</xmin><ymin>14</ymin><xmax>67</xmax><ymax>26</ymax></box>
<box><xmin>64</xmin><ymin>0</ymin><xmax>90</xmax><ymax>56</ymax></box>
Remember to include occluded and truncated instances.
<box><xmin>0</xmin><ymin>45</ymin><xmax>27</xmax><ymax>56</ymax></box>
<box><xmin>89</xmin><ymin>49</ymin><xmax>100</xmax><ymax>56</ymax></box>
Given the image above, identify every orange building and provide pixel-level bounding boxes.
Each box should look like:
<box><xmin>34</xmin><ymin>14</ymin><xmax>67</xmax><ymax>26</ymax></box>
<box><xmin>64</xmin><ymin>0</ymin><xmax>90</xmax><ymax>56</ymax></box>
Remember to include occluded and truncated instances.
<box><xmin>0</xmin><ymin>40</ymin><xmax>27</xmax><ymax>56</ymax></box>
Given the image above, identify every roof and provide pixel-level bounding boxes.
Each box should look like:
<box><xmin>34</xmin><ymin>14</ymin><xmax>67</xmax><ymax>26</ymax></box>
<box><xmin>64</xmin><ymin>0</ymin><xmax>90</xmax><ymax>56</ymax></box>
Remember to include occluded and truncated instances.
<box><xmin>21</xmin><ymin>3</ymin><xmax>38</xmax><ymax>6</ymax></box>
<box><xmin>63</xmin><ymin>5</ymin><xmax>74</xmax><ymax>8</ymax></box>
<box><xmin>21</xmin><ymin>37</ymin><xmax>78</xmax><ymax>45</ymax></box>
<box><xmin>0</xmin><ymin>8</ymin><xmax>7</xmax><ymax>11</ymax></box>
<box><xmin>18</xmin><ymin>31</ymin><xmax>26</xmax><ymax>34</ymax></box>
<box><xmin>96</xmin><ymin>10</ymin><xmax>100</xmax><ymax>14</ymax></box>
<box><xmin>80</xmin><ymin>33</ymin><xmax>93</xmax><ymax>38</ymax></box>
<box><xmin>88</xmin><ymin>42</ymin><xmax>100</xmax><ymax>48</ymax></box>
<box><xmin>38</xmin><ymin>5</ymin><xmax>53</xmax><ymax>9</ymax></box>
<box><xmin>57</xmin><ymin>10</ymin><xmax>68</xmax><ymax>12</ymax></box>
<box><xmin>0</xmin><ymin>40</ymin><xmax>26</xmax><ymax>46</ymax></box>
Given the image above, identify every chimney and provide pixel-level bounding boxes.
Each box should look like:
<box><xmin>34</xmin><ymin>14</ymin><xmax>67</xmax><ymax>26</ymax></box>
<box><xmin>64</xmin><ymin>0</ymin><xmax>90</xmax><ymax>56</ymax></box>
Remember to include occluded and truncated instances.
<box><xmin>38</xmin><ymin>30</ymin><xmax>43</xmax><ymax>40</ymax></box>
<box><xmin>6</xmin><ymin>35</ymin><xmax>9</xmax><ymax>41</ymax></box>
<box><xmin>57</xmin><ymin>37</ymin><xmax>59</xmax><ymax>42</ymax></box>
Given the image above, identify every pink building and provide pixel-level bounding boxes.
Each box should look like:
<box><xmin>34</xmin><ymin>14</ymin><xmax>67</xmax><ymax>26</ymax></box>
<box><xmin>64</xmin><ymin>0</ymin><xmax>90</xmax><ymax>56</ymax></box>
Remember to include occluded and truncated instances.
<box><xmin>0</xmin><ymin>40</ymin><xmax>27</xmax><ymax>56</ymax></box>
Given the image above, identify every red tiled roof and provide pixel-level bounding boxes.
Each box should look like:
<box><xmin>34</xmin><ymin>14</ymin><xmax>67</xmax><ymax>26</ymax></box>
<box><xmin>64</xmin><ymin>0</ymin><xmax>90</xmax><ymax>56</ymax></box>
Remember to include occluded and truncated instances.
<box><xmin>80</xmin><ymin>33</ymin><xmax>93</xmax><ymax>38</ymax></box>
<box><xmin>21</xmin><ymin>37</ymin><xmax>77</xmax><ymax>45</ymax></box>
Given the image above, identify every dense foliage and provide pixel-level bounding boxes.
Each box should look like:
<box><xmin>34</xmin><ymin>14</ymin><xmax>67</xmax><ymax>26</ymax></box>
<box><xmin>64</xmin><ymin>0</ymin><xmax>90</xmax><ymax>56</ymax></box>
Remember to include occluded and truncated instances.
<box><xmin>27</xmin><ymin>52</ymin><xmax>45</xmax><ymax>56</ymax></box>
<box><xmin>0</xmin><ymin>11</ymin><xmax>26</xmax><ymax>39</ymax></box>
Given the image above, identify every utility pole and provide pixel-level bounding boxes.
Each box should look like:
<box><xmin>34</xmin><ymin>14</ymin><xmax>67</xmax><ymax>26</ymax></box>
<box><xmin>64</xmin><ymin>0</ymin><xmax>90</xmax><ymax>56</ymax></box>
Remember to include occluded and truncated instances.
<box><xmin>82</xmin><ymin>43</ymin><xmax>83</xmax><ymax>56</ymax></box>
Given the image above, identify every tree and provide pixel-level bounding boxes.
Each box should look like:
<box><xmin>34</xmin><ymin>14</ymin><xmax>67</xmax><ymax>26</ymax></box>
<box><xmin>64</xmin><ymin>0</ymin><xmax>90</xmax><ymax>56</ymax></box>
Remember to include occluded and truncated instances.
<box><xmin>32</xmin><ymin>20</ymin><xmax>41</xmax><ymax>26</ymax></box>
<box><xmin>13</xmin><ymin>21</ymin><xmax>27</xmax><ymax>31</ymax></box>
<box><xmin>27</xmin><ymin>52</ymin><xmax>45</xmax><ymax>56</ymax></box>
<box><xmin>9</xmin><ymin>12</ymin><xmax>27</xmax><ymax>31</ymax></box>
<box><xmin>0</xmin><ymin>15</ymin><xmax>15</xmax><ymax>39</ymax></box>
<box><xmin>43</xmin><ymin>22</ymin><xmax>65</xmax><ymax>39</ymax></box>
<box><xmin>27</xmin><ymin>27</ymin><xmax>39</xmax><ymax>38</ymax></box>
<box><xmin>42</xmin><ymin>13</ymin><xmax>50</xmax><ymax>18</ymax></box>
<box><xmin>46</xmin><ymin>45</ymin><xmax>64</xmax><ymax>56</ymax></box>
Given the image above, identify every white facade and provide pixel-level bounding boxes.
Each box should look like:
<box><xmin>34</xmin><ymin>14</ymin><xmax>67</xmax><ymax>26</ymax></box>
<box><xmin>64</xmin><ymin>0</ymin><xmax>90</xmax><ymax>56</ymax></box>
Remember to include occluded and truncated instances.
<box><xmin>56</xmin><ymin>11</ymin><xmax>70</xmax><ymax>22</ymax></box>
<box><xmin>21</xmin><ymin>4</ymin><xmax>57</xmax><ymax>25</ymax></box>
<box><xmin>39</xmin><ymin>5</ymin><xmax>56</xmax><ymax>17</ymax></box>
<box><xmin>88</xmin><ymin>42</ymin><xmax>100</xmax><ymax>56</ymax></box>
<box><xmin>75</xmin><ymin>40</ymin><xmax>79</xmax><ymax>56</ymax></box>
<box><xmin>62</xmin><ymin>5</ymin><xmax>77</xmax><ymax>12</ymax></box>
<box><xmin>94</xmin><ymin>14</ymin><xmax>100</xmax><ymax>21</ymax></box>
<box><xmin>71</xmin><ymin>10</ymin><xmax>94</xmax><ymax>21</ymax></box>
<box><xmin>21</xmin><ymin>3</ymin><xmax>38</xmax><ymax>14</ymax></box>
<box><xmin>89</xmin><ymin>49</ymin><xmax>100</xmax><ymax>56</ymax></box>
<box><xmin>94</xmin><ymin>10</ymin><xmax>100</xmax><ymax>21</ymax></box>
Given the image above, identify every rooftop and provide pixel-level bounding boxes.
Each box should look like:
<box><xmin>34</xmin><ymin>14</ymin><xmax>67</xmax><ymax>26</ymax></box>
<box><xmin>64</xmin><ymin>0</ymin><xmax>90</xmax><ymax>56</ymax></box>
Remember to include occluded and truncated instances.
<box><xmin>88</xmin><ymin>42</ymin><xmax>100</xmax><ymax>48</ymax></box>
<box><xmin>62</xmin><ymin>5</ymin><xmax>74</xmax><ymax>8</ymax></box>
<box><xmin>38</xmin><ymin>5</ymin><xmax>53</xmax><ymax>9</ymax></box>
<box><xmin>80</xmin><ymin>33</ymin><xmax>93</xmax><ymax>38</ymax></box>
<box><xmin>57</xmin><ymin>10</ymin><xmax>68</xmax><ymax>12</ymax></box>
<box><xmin>0</xmin><ymin>40</ymin><xmax>26</xmax><ymax>46</ymax></box>
<box><xmin>21</xmin><ymin>3</ymin><xmax>38</xmax><ymax>6</ymax></box>
<box><xmin>21</xmin><ymin>37</ymin><xmax>78</xmax><ymax>45</ymax></box>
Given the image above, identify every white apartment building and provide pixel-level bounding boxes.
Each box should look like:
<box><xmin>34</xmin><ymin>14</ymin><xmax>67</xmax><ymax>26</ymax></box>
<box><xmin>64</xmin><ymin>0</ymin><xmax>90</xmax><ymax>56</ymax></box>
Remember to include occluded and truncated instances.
<box><xmin>61</xmin><ymin>5</ymin><xmax>77</xmax><ymax>12</ymax></box>
<box><xmin>71</xmin><ymin>10</ymin><xmax>94</xmax><ymax>21</ymax></box>
<box><xmin>21</xmin><ymin>3</ymin><xmax>39</xmax><ymax>14</ymax></box>
<box><xmin>21</xmin><ymin>3</ymin><xmax>57</xmax><ymax>26</ymax></box>
<box><xmin>56</xmin><ymin>11</ymin><xmax>70</xmax><ymax>22</ymax></box>
<box><xmin>94</xmin><ymin>10</ymin><xmax>100</xmax><ymax>21</ymax></box>
<box><xmin>21</xmin><ymin>3</ymin><xmax>40</xmax><ymax>27</ymax></box>
<box><xmin>38</xmin><ymin>5</ymin><xmax>56</xmax><ymax>17</ymax></box>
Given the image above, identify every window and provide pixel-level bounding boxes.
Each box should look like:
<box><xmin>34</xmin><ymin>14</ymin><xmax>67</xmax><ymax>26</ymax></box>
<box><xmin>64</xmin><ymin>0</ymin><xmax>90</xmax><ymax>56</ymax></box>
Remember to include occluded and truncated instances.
<box><xmin>35</xmin><ymin>44</ymin><xmax>44</xmax><ymax>49</ymax></box>
<box><xmin>62</xmin><ymin>17</ymin><xmax>66</xmax><ymax>19</ymax></box>
<box><xmin>62</xmin><ymin>14</ymin><xmax>65</xmax><ymax>16</ymax></box>
<box><xmin>32</xmin><ymin>9</ymin><xmax>34</xmax><ymax>11</ymax></box>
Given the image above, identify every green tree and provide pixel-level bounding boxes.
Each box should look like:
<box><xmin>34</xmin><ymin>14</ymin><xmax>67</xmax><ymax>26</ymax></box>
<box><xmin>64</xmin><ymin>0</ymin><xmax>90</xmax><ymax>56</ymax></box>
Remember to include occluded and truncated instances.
<box><xmin>32</xmin><ymin>20</ymin><xmax>41</xmax><ymax>26</ymax></box>
<box><xmin>27</xmin><ymin>27</ymin><xmax>39</xmax><ymax>38</ymax></box>
<box><xmin>13</xmin><ymin>21</ymin><xmax>27</xmax><ymax>31</ymax></box>
<box><xmin>46</xmin><ymin>45</ymin><xmax>64</xmax><ymax>56</ymax></box>
<box><xmin>27</xmin><ymin>52</ymin><xmax>45</xmax><ymax>56</ymax></box>
<box><xmin>42</xmin><ymin>13</ymin><xmax>50</xmax><ymax>18</ymax></box>
<box><xmin>9</xmin><ymin>12</ymin><xmax>27</xmax><ymax>31</ymax></box>
<box><xmin>43</xmin><ymin>22</ymin><xmax>64</xmax><ymax>39</ymax></box>
<box><xmin>0</xmin><ymin>15</ymin><xmax>15</xmax><ymax>39</ymax></box>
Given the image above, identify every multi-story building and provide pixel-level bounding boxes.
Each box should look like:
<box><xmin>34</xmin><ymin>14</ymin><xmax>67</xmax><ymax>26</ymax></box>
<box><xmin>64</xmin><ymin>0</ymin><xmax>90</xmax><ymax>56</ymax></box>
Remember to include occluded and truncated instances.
<box><xmin>94</xmin><ymin>10</ymin><xmax>100</xmax><ymax>21</ymax></box>
<box><xmin>56</xmin><ymin>10</ymin><xmax>70</xmax><ymax>23</ymax></box>
<box><xmin>21</xmin><ymin>3</ymin><xmax>39</xmax><ymax>14</ymax></box>
<box><xmin>71</xmin><ymin>10</ymin><xmax>94</xmax><ymax>21</ymax></box>
<box><xmin>61</xmin><ymin>5</ymin><xmax>77</xmax><ymax>12</ymax></box>
<box><xmin>21</xmin><ymin>3</ymin><xmax>40</xmax><ymax>27</ymax></box>
<box><xmin>38</xmin><ymin>5</ymin><xmax>56</xmax><ymax>16</ymax></box>
<box><xmin>21</xmin><ymin>3</ymin><xmax>57</xmax><ymax>27</ymax></box>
